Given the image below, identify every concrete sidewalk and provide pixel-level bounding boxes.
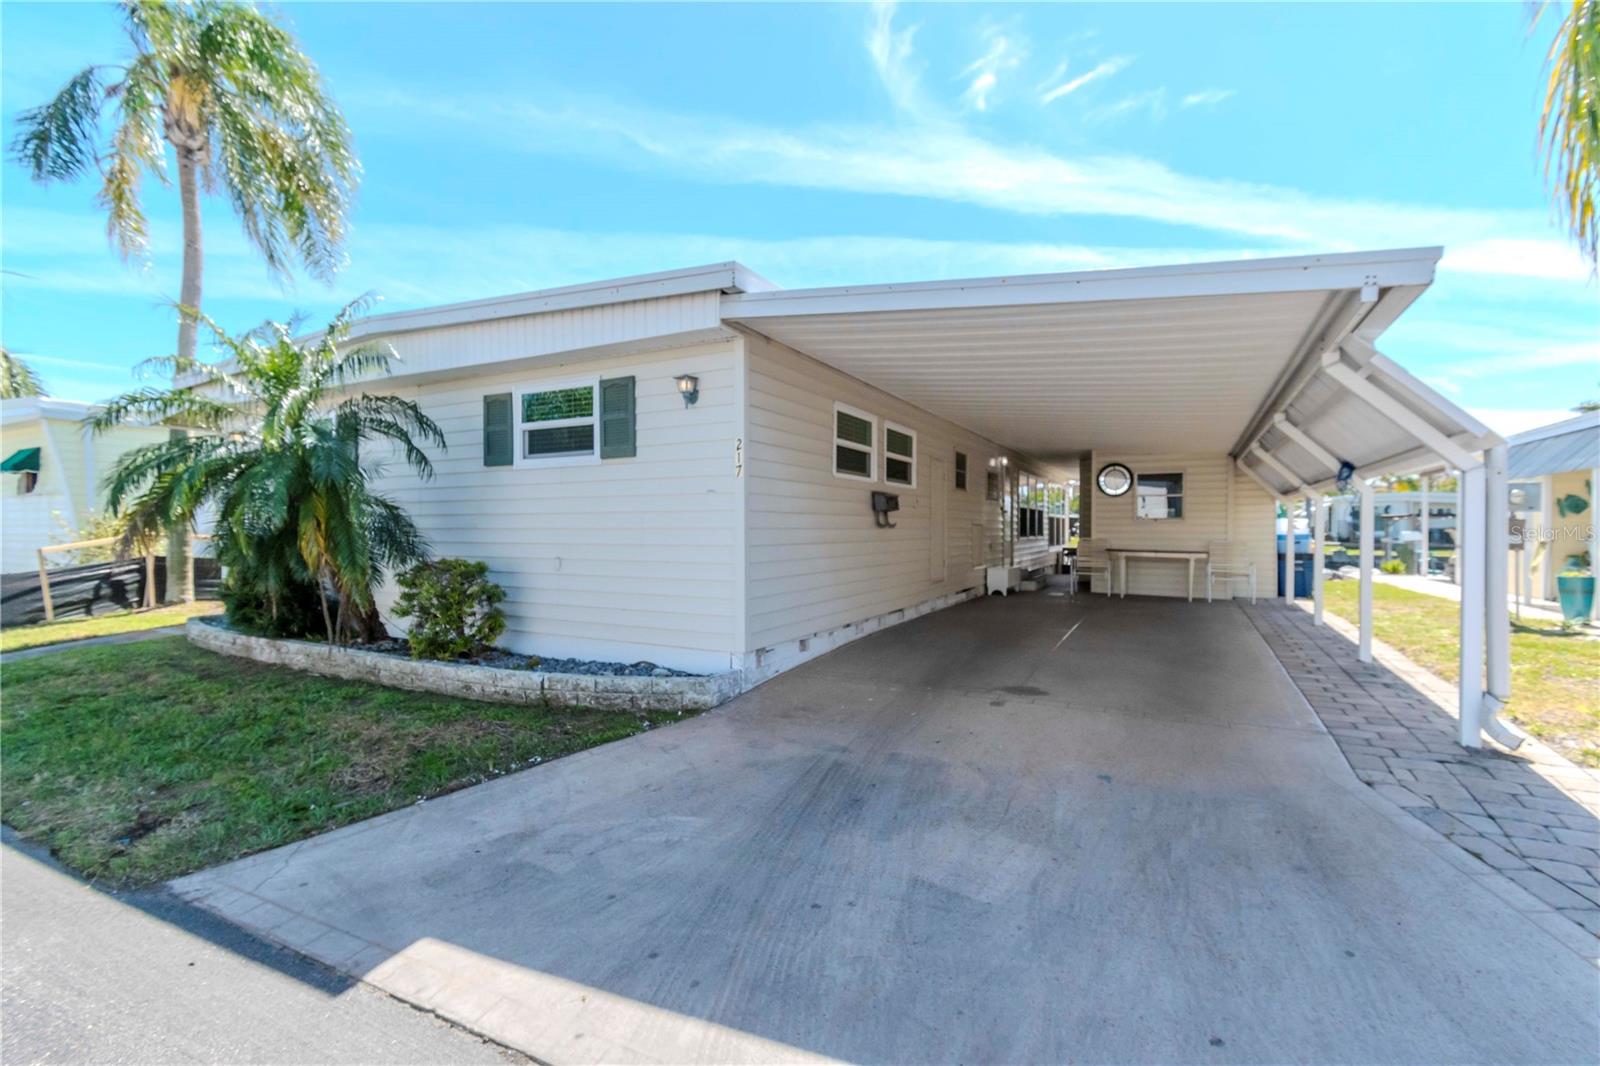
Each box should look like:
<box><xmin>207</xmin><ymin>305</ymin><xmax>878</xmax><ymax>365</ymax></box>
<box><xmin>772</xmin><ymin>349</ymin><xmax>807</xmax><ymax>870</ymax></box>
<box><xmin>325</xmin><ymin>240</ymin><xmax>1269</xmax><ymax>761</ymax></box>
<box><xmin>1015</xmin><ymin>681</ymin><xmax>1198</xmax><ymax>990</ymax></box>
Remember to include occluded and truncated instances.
<box><xmin>172</xmin><ymin>595</ymin><xmax>1598</xmax><ymax>1064</ymax></box>
<box><xmin>0</xmin><ymin>625</ymin><xmax>187</xmax><ymax>663</ymax></box>
<box><xmin>1371</xmin><ymin>572</ymin><xmax>1586</xmax><ymax>627</ymax></box>
<box><xmin>1</xmin><ymin>832</ymin><xmax>523</xmax><ymax>1065</ymax></box>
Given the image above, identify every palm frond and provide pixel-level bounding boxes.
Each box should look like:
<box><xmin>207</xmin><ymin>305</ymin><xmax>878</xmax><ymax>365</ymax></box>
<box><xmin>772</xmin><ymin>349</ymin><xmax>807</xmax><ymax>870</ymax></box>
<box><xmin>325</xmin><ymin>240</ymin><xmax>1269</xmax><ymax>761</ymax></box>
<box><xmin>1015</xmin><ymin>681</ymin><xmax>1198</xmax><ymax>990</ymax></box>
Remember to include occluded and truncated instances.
<box><xmin>1539</xmin><ymin>0</ymin><xmax>1600</xmax><ymax>267</ymax></box>
<box><xmin>9</xmin><ymin>66</ymin><xmax>103</xmax><ymax>182</ymax></box>
<box><xmin>95</xmin><ymin>52</ymin><xmax>168</xmax><ymax>261</ymax></box>
<box><xmin>91</xmin><ymin>386</ymin><xmax>238</xmax><ymax>432</ymax></box>
<box><xmin>0</xmin><ymin>347</ymin><xmax>48</xmax><ymax>398</ymax></box>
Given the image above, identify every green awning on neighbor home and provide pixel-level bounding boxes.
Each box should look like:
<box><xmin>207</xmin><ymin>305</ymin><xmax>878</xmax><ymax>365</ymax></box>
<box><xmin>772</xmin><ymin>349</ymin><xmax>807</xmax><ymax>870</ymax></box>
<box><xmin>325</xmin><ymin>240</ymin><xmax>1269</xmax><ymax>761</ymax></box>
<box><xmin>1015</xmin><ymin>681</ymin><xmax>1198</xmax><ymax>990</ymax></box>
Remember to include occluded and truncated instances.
<box><xmin>0</xmin><ymin>447</ymin><xmax>41</xmax><ymax>473</ymax></box>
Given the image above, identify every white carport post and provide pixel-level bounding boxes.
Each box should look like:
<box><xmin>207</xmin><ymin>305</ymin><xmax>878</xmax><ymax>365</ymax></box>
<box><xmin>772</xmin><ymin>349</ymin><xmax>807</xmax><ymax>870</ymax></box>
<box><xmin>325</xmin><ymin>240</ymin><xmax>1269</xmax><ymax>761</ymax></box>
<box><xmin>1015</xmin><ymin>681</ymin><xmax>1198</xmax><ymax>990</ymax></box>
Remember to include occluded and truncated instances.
<box><xmin>1458</xmin><ymin>463</ymin><xmax>1487</xmax><ymax>747</ymax></box>
<box><xmin>1358</xmin><ymin>479</ymin><xmax>1375</xmax><ymax>663</ymax></box>
<box><xmin>1592</xmin><ymin>464</ymin><xmax>1600</xmax><ymax>622</ymax></box>
<box><xmin>1311</xmin><ymin>493</ymin><xmax>1326</xmax><ymax>624</ymax></box>
<box><xmin>1282</xmin><ymin>501</ymin><xmax>1294</xmax><ymax>605</ymax></box>
<box><xmin>1481</xmin><ymin>443</ymin><xmax>1525</xmax><ymax>751</ymax></box>
<box><xmin>1418</xmin><ymin>474</ymin><xmax>1430</xmax><ymax>576</ymax></box>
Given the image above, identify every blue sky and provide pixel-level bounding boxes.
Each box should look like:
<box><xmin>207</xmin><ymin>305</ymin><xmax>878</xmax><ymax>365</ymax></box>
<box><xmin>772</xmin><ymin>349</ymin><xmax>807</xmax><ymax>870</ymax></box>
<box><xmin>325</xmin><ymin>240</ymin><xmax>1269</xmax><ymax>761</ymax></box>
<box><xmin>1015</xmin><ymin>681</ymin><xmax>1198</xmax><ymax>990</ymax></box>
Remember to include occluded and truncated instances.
<box><xmin>2</xmin><ymin>1</ymin><xmax>1595</xmax><ymax>433</ymax></box>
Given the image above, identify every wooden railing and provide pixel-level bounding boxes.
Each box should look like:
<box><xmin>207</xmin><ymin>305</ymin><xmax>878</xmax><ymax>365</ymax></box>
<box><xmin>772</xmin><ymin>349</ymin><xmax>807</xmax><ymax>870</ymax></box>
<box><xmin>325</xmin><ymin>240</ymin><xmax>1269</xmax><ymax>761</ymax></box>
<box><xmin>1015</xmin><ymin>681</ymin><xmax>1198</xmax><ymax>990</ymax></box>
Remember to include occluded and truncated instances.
<box><xmin>35</xmin><ymin>531</ymin><xmax>214</xmax><ymax>622</ymax></box>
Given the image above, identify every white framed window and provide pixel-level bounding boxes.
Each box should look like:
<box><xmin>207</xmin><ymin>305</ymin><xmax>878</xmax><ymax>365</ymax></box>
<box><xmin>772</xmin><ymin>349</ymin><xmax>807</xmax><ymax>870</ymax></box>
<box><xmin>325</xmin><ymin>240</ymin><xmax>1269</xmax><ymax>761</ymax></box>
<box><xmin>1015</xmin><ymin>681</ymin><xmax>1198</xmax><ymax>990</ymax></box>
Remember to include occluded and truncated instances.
<box><xmin>517</xmin><ymin>377</ymin><xmax>600</xmax><ymax>466</ymax></box>
<box><xmin>1135</xmin><ymin>471</ymin><xmax>1185</xmax><ymax>520</ymax></box>
<box><xmin>954</xmin><ymin>451</ymin><xmax>968</xmax><ymax>490</ymax></box>
<box><xmin>883</xmin><ymin>421</ymin><xmax>916</xmax><ymax>488</ymax></box>
<box><xmin>833</xmin><ymin>402</ymin><xmax>877</xmax><ymax>481</ymax></box>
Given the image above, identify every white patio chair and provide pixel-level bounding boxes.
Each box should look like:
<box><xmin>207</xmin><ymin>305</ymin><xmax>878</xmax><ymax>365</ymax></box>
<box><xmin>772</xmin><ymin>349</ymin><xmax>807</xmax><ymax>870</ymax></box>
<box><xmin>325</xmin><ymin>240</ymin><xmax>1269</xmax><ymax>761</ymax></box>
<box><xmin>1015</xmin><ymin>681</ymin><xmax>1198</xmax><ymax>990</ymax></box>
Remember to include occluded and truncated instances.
<box><xmin>1076</xmin><ymin>538</ymin><xmax>1112</xmax><ymax>597</ymax></box>
<box><xmin>1206</xmin><ymin>540</ymin><xmax>1256</xmax><ymax>604</ymax></box>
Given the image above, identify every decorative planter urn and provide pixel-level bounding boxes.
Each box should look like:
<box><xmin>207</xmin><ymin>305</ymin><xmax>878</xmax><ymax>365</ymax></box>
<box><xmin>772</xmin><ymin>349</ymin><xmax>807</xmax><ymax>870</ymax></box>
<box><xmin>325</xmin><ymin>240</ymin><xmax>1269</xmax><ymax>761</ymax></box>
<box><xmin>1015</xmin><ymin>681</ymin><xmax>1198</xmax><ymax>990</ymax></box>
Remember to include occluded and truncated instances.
<box><xmin>1556</xmin><ymin>573</ymin><xmax>1595</xmax><ymax>623</ymax></box>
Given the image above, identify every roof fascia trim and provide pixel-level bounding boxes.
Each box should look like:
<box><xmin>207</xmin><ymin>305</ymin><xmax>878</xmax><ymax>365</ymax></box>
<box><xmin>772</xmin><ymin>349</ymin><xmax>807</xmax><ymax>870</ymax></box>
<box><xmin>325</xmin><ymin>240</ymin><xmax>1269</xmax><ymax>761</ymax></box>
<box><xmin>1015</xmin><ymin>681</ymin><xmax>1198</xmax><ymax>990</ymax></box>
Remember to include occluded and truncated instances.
<box><xmin>721</xmin><ymin>247</ymin><xmax>1442</xmax><ymax>321</ymax></box>
<box><xmin>346</xmin><ymin>262</ymin><xmax>761</xmax><ymax>343</ymax></box>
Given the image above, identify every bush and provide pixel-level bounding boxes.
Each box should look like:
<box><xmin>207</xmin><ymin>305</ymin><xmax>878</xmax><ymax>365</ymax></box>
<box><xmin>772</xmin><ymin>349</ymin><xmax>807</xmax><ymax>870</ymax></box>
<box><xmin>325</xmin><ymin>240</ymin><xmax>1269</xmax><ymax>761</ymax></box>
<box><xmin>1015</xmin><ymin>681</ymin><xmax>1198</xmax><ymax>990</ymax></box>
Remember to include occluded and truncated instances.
<box><xmin>393</xmin><ymin>559</ymin><xmax>506</xmax><ymax>661</ymax></box>
<box><xmin>220</xmin><ymin>575</ymin><xmax>329</xmax><ymax>639</ymax></box>
<box><xmin>1380</xmin><ymin>560</ymin><xmax>1408</xmax><ymax>574</ymax></box>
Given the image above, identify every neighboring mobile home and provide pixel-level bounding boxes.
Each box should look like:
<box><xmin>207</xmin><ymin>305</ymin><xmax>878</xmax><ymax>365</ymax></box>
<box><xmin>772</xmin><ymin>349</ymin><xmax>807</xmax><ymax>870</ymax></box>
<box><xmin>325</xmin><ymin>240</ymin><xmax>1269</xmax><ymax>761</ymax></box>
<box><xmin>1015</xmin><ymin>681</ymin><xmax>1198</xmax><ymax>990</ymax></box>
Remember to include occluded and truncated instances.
<box><xmin>1507</xmin><ymin>412</ymin><xmax>1599</xmax><ymax>605</ymax></box>
<box><xmin>0</xmin><ymin>397</ymin><xmax>169</xmax><ymax>574</ymax></box>
<box><xmin>336</xmin><ymin>250</ymin><xmax>1511</xmax><ymax>745</ymax></box>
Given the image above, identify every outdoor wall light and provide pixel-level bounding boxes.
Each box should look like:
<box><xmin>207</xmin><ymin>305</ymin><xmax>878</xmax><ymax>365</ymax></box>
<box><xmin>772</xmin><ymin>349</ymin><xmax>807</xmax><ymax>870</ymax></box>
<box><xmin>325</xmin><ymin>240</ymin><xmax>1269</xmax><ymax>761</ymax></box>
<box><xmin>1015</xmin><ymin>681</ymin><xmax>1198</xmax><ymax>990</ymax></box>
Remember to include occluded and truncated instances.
<box><xmin>676</xmin><ymin>374</ymin><xmax>700</xmax><ymax>407</ymax></box>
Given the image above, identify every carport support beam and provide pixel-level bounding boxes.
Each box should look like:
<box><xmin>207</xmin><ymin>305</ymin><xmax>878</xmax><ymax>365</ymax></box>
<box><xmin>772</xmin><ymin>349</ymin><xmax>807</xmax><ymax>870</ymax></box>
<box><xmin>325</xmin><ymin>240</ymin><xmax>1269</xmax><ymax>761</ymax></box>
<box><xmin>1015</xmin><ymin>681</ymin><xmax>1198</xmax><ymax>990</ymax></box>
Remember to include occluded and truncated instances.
<box><xmin>1358</xmin><ymin>480</ymin><xmax>1374</xmax><ymax>663</ymax></box>
<box><xmin>1311</xmin><ymin>493</ymin><xmax>1326</xmax><ymax>624</ymax></box>
<box><xmin>1458</xmin><ymin>464</ymin><xmax>1486</xmax><ymax>747</ymax></box>
<box><xmin>1593</xmin><ymin>465</ymin><xmax>1600</xmax><ymax>621</ymax></box>
<box><xmin>1418</xmin><ymin>475</ymin><xmax>1431</xmax><ymax>576</ymax></box>
<box><xmin>1282</xmin><ymin>501</ymin><xmax>1294</xmax><ymax>605</ymax></box>
<box><xmin>1482</xmin><ymin>443</ymin><xmax>1524</xmax><ymax>751</ymax></box>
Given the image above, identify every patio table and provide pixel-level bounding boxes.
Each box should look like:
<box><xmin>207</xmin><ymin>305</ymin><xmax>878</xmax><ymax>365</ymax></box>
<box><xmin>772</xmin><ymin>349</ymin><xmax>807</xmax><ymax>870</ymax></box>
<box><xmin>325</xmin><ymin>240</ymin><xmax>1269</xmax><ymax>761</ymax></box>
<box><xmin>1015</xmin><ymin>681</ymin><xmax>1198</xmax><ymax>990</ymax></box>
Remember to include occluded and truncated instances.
<box><xmin>1106</xmin><ymin>548</ymin><xmax>1210</xmax><ymax>602</ymax></box>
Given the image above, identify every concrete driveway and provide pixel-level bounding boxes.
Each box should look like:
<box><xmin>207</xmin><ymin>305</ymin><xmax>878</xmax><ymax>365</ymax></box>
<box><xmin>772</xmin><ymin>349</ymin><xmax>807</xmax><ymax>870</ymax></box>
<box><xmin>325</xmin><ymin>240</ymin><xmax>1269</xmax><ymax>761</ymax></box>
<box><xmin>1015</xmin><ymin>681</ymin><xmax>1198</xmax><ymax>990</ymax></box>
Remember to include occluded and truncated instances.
<box><xmin>175</xmin><ymin>594</ymin><xmax>1599</xmax><ymax>1064</ymax></box>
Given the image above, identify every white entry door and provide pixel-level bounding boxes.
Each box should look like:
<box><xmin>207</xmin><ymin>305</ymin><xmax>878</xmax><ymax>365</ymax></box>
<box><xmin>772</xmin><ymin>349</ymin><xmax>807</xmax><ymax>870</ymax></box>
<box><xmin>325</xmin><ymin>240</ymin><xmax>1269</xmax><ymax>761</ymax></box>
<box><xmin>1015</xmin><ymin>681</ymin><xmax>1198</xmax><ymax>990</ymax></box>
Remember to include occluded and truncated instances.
<box><xmin>930</xmin><ymin>457</ymin><xmax>947</xmax><ymax>582</ymax></box>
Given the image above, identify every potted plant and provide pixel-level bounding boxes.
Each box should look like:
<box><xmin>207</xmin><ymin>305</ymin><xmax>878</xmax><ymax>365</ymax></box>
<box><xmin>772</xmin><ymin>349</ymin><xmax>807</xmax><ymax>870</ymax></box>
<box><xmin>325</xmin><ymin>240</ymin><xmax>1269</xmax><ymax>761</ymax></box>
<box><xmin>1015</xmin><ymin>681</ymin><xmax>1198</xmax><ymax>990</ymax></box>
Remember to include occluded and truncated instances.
<box><xmin>1556</xmin><ymin>552</ymin><xmax>1594</xmax><ymax>624</ymax></box>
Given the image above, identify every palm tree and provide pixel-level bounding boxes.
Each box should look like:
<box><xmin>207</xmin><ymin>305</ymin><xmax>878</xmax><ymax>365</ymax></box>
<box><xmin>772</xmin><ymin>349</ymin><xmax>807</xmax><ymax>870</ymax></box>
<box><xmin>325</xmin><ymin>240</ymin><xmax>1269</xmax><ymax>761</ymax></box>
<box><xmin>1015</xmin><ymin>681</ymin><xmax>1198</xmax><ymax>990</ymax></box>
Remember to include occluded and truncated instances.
<box><xmin>94</xmin><ymin>299</ymin><xmax>443</xmax><ymax>645</ymax></box>
<box><xmin>0</xmin><ymin>347</ymin><xmax>48</xmax><ymax>398</ymax></box>
<box><xmin>10</xmin><ymin>0</ymin><xmax>357</xmax><ymax>366</ymax></box>
<box><xmin>1538</xmin><ymin>0</ymin><xmax>1600</xmax><ymax>267</ymax></box>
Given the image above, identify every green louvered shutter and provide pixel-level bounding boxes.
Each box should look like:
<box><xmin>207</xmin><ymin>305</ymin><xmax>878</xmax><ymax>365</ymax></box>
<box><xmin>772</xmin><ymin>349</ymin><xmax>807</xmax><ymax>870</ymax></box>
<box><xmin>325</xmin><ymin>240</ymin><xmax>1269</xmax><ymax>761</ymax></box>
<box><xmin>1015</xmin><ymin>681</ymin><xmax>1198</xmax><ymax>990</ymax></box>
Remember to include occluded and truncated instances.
<box><xmin>483</xmin><ymin>393</ymin><xmax>514</xmax><ymax>466</ymax></box>
<box><xmin>599</xmin><ymin>376</ymin><xmax>636</xmax><ymax>459</ymax></box>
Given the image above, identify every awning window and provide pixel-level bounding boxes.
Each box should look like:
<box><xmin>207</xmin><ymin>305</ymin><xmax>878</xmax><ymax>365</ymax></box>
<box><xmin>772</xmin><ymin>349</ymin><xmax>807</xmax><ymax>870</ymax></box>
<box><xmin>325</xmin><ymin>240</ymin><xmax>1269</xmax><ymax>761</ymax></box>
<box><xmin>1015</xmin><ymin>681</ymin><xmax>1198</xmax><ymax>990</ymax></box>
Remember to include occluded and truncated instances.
<box><xmin>0</xmin><ymin>447</ymin><xmax>41</xmax><ymax>473</ymax></box>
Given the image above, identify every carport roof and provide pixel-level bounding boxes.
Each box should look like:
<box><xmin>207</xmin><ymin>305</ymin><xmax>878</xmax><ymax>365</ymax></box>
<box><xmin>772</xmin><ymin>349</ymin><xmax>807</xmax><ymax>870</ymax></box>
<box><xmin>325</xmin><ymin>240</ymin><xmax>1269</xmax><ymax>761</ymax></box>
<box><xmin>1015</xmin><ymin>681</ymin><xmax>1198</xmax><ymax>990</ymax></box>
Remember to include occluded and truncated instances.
<box><xmin>721</xmin><ymin>247</ymin><xmax>1500</xmax><ymax>485</ymax></box>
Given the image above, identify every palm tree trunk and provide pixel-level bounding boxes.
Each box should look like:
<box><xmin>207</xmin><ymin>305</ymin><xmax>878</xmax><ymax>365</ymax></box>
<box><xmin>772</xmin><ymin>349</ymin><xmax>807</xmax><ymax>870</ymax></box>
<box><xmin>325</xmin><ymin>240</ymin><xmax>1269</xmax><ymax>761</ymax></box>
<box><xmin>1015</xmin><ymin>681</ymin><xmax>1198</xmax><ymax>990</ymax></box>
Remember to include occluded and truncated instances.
<box><xmin>176</xmin><ymin>146</ymin><xmax>204</xmax><ymax>362</ymax></box>
<box><xmin>165</xmin><ymin>146</ymin><xmax>205</xmax><ymax>604</ymax></box>
<box><xmin>318</xmin><ymin>565</ymin><xmax>336</xmax><ymax>646</ymax></box>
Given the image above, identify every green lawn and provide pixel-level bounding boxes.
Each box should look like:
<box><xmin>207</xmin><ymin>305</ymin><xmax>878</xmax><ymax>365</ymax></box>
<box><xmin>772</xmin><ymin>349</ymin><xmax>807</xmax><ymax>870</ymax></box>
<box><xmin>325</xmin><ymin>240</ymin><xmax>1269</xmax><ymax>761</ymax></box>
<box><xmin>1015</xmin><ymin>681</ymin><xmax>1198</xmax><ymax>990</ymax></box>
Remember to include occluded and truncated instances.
<box><xmin>1</xmin><ymin>637</ymin><xmax>692</xmax><ymax>885</ymax></box>
<box><xmin>1322</xmin><ymin>581</ymin><xmax>1599</xmax><ymax>766</ymax></box>
<box><xmin>1</xmin><ymin>602</ymin><xmax>223</xmax><ymax>653</ymax></box>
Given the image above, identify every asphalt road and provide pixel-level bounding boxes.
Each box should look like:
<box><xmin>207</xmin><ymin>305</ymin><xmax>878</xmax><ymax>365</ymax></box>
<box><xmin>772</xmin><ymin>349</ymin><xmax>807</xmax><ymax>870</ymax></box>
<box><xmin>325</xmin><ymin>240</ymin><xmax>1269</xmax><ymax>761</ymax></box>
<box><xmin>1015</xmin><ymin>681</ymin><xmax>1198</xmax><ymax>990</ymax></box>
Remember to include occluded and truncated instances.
<box><xmin>1</xmin><ymin>831</ymin><xmax>524</xmax><ymax>1065</ymax></box>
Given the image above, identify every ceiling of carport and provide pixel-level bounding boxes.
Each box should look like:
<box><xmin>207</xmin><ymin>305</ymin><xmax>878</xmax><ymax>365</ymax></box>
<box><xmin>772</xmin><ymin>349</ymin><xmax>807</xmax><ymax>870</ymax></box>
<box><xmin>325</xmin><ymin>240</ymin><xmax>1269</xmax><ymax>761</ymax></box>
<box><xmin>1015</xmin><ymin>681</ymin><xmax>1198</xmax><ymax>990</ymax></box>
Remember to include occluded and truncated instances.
<box><xmin>727</xmin><ymin>289</ymin><xmax>1339</xmax><ymax>460</ymax></box>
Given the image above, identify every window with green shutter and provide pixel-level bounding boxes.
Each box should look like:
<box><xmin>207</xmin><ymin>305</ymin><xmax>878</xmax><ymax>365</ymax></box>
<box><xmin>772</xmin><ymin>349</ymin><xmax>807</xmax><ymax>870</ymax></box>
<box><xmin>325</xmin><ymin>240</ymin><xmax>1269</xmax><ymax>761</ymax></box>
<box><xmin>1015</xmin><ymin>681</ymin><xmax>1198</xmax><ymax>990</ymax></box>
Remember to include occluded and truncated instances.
<box><xmin>483</xmin><ymin>393</ymin><xmax>514</xmax><ymax>467</ymax></box>
<box><xmin>599</xmin><ymin>376</ymin><xmax>636</xmax><ymax>459</ymax></box>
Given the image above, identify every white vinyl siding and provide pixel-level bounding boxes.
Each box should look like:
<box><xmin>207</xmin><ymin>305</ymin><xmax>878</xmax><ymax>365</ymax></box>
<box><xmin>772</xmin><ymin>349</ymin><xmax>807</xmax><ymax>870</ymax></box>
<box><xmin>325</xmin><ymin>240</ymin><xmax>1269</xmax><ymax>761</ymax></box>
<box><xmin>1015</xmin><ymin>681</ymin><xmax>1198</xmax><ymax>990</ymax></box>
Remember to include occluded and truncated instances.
<box><xmin>365</xmin><ymin>339</ymin><xmax>742</xmax><ymax>673</ymax></box>
<box><xmin>1088</xmin><ymin>451</ymin><xmax>1273</xmax><ymax>598</ymax></box>
<box><xmin>743</xmin><ymin>331</ymin><xmax>1070</xmax><ymax>650</ymax></box>
<box><xmin>346</xmin><ymin>292</ymin><xmax>725</xmax><ymax>382</ymax></box>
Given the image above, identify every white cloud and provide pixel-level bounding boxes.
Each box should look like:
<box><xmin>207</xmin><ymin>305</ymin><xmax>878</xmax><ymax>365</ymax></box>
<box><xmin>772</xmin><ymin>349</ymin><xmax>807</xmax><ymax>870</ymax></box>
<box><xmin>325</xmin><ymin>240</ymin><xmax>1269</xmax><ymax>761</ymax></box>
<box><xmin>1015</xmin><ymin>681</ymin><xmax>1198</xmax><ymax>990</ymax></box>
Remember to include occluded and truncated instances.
<box><xmin>867</xmin><ymin>1</ymin><xmax>929</xmax><ymax>119</ymax></box>
<box><xmin>364</xmin><ymin>83</ymin><xmax>1563</xmax><ymax>254</ymax></box>
<box><xmin>1441</xmin><ymin>238</ymin><xmax>1591</xmax><ymax>282</ymax></box>
<box><xmin>1448</xmin><ymin>341</ymin><xmax>1600</xmax><ymax>379</ymax></box>
<box><xmin>958</xmin><ymin>25</ymin><xmax>1025</xmax><ymax>112</ymax></box>
<box><xmin>1181</xmin><ymin>89</ymin><xmax>1236</xmax><ymax>109</ymax></box>
<box><xmin>1089</xmin><ymin>88</ymin><xmax>1168</xmax><ymax>124</ymax></box>
<box><xmin>962</xmin><ymin>71</ymin><xmax>998</xmax><ymax>111</ymax></box>
<box><xmin>1467</xmin><ymin>407</ymin><xmax>1586</xmax><ymax>436</ymax></box>
<box><xmin>1039</xmin><ymin>56</ymin><xmax>1132</xmax><ymax>105</ymax></box>
<box><xmin>326</xmin><ymin>5</ymin><xmax>1575</xmax><ymax>265</ymax></box>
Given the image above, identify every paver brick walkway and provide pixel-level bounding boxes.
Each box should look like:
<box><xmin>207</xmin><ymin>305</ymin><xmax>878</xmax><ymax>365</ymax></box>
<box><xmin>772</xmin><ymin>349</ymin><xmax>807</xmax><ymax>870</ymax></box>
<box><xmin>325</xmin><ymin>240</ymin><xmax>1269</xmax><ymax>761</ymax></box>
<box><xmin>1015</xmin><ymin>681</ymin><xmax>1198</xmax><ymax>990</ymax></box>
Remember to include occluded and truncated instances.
<box><xmin>1243</xmin><ymin>601</ymin><xmax>1600</xmax><ymax>937</ymax></box>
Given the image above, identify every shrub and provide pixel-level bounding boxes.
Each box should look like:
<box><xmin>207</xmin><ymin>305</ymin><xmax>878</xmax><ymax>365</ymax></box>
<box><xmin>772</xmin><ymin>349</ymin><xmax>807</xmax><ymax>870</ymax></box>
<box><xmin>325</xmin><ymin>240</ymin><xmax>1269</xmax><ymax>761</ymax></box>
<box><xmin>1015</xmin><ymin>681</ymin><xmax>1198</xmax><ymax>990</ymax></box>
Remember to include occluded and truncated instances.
<box><xmin>220</xmin><ymin>574</ymin><xmax>329</xmax><ymax>639</ymax></box>
<box><xmin>1380</xmin><ymin>560</ymin><xmax>1408</xmax><ymax>574</ymax></box>
<box><xmin>393</xmin><ymin>559</ymin><xmax>506</xmax><ymax>661</ymax></box>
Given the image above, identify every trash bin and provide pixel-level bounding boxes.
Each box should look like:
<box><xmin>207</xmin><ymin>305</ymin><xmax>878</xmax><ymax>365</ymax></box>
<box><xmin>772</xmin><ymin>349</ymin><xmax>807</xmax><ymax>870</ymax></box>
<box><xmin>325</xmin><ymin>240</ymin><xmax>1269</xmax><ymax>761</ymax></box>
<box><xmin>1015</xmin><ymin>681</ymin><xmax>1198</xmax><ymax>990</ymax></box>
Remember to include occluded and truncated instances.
<box><xmin>1276</xmin><ymin>533</ymin><xmax>1314</xmax><ymax>598</ymax></box>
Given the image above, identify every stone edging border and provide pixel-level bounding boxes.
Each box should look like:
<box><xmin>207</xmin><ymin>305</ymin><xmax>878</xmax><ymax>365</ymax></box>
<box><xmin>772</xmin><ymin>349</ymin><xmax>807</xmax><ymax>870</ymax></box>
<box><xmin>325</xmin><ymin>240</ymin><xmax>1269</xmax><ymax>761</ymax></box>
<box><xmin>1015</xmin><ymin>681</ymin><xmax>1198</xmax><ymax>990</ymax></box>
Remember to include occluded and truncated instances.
<box><xmin>185</xmin><ymin>619</ymin><xmax>743</xmax><ymax>711</ymax></box>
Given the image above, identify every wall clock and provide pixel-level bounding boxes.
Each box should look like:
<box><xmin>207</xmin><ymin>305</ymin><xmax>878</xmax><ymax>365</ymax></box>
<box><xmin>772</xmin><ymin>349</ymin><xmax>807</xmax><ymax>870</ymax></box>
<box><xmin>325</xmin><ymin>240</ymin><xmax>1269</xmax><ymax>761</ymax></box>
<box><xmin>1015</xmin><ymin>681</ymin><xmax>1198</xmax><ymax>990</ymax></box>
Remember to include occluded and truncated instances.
<box><xmin>1097</xmin><ymin>462</ymin><xmax>1133</xmax><ymax>497</ymax></box>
